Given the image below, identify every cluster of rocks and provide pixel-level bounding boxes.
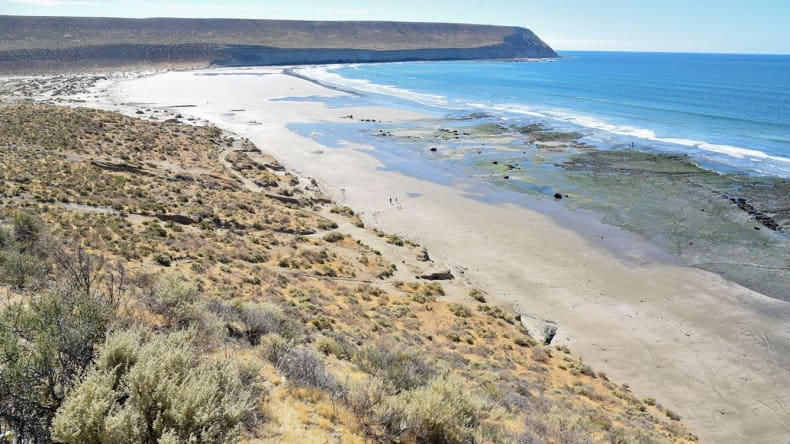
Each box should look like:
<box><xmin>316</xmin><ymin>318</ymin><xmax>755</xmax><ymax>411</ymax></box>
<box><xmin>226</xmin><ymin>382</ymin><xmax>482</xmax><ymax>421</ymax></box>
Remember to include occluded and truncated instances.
<box><xmin>725</xmin><ymin>195</ymin><xmax>781</xmax><ymax>231</ymax></box>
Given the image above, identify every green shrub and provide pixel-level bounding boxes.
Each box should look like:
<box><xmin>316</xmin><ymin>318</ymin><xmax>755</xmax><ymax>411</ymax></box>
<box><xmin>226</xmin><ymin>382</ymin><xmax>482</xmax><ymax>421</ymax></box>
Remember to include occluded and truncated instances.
<box><xmin>0</xmin><ymin>225</ymin><xmax>11</xmax><ymax>249</ymax></box>
<box><xmin>238</xmin><ymin>302</ymin><xmax>296</xmax><ymax>343</ymax></box>
<box><xmin>277</xmin><ymin>347</ymin><xmax>338</xmax><ymax>394</ymax></box>
<box><xmin>478</xmin><ymin>305</ymin><xmax>513</xmax><ymax>323</ymax></box>
<box><xmin>0</xmin><ymin>250</ymin><xmax>46</xmax><ymax>288</ymax></box>
<box><xmin>386</xmin><ymin>375</ymin><xmax>485</xmax><ymax>443</ymax></box>
<box><xmin>316</xmin><ymin>336</ymin><xmax>352</xmax><ymax>360</ymax></box>
<box><xmin>310</xmin><ymin>314</ymin><xmax>334</xmax><ymax>331</ymax></box>
<box><xmin>353</xmin><ymin>344</ymin><xmax>434</xmax><ymax>392</ymax></box>
<box><xmin>154</xmin><ymin>252</ymin><xmax>172</xmax><ymax>266</ymax></box>
<box><xmin>532</xmin><ymin>347</ymin><xmax>551</xmax><ymax>362</ymax></box>
<box><xmin>469</xmin><ymin>289</ymin><xmax>486</xmax><ymax>303</ymax></box>
<box><xmin>322</xmin><ymin>232</ymin><xmax>345</xmax><ymax>243</ymax></box>
<box><xmin>330</xmin><ymin>206</ymin><xmax>354</xmax><ymax>216</ymax></box>
<box><xmin>0</xmin><ymin>289</ymin><xmax>111</xmax><ymax>441</ymax></box>
<box><xmin>515</xmin><ymin>336</ymin><xmax>534</xmax><ymax>348</ymax></box>
<box><xmin>258</xmin><ymin>333</ymin><xmax>289</xmax><ymax>365</ymax></box>
<box><xmin>208</xmin><ymin>300</ymin><xmax>297</xmax><ymax>345</ymax></box>
<box><xmin>665</xmin><ymin>408</ymin><xmax>681</xmax><ymax>421</ymax></box>
<box><xmin>52</xmin><ymin>328</ymin><xmax>252</xmax><ymax>444</ymax></box>
<box><xmin>386</xmin><ymin>235</ymin><xmax>404</xmax><ymax>246</ymax></box>
<box><xmin>425</xmin><ymin>282</ymin><xmax>444</xmax><ymax>295</ymax></box>
<box><xmin>448</xmin><ymin>303</ymin><xmax>471</xmax><ymax>318</ymax></box>
<box><xmin>519</xmin><ymin>409</ymin><xmax>595</xmax><ymax>444</ymax></box>
<box><xmin>148</xmin><ymin>272</ymin><xmax>201</xmax><ymax>327</ymax></box>
<box><xmin>10</xmin><ymin>211</ymin><xmax>40</xmax><ymax>249</ymax></box>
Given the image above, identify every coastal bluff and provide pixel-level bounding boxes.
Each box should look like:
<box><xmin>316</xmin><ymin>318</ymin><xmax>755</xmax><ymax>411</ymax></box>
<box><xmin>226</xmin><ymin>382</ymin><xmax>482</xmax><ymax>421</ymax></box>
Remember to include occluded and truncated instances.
<box><xmin>0</xmin><ymin>16</ymin><xmax>557</xmax><ymax>74</ymax></box>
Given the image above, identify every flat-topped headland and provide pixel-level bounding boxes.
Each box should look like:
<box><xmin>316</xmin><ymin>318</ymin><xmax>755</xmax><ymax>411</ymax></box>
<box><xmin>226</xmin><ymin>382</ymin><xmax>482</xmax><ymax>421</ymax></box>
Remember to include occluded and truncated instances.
<box><xmin>0</xmin><ymin>15</ymin><xmax>557</xmax><ymax>74</ymax></box>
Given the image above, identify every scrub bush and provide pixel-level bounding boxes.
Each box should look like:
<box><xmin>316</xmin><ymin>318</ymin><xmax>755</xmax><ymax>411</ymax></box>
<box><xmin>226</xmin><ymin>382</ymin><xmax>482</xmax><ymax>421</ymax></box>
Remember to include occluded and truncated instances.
<box><xmin>52</xmin><ymin>328</ymin><xmax>252</xmax><ymax>444</ymax></box>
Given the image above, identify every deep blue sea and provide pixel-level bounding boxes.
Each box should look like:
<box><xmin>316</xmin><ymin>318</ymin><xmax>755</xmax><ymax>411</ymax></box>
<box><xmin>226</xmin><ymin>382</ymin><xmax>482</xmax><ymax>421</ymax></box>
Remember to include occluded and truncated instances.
<box><xmin>299</xmin><ymin>51</ymin><xmax>790</xmax><ymax>177</ymax></box>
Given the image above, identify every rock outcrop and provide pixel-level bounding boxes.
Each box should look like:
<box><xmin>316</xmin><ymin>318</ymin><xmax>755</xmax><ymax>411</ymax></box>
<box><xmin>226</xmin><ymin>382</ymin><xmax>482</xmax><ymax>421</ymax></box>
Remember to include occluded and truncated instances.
<box><xmin>419</xmin><ymin>270</ymin><xmax>454</xmax><ymax>280</ymax></box>
<box><xmin>516</xmin><ymin>311</ymin><xmax>559</xmax><ymax>345</ymax></box>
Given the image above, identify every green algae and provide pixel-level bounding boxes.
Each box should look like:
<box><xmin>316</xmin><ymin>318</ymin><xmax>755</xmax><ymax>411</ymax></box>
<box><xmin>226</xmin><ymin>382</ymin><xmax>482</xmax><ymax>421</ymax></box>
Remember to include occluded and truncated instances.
<box><xmin>461</xmin><ymin>135</ymin><xmax>789</xmax><ymax>300</ymax></box>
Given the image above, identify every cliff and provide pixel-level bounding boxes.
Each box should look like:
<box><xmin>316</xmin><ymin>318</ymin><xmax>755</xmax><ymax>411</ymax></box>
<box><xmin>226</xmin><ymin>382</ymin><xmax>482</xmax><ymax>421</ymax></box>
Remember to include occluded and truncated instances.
<box><xmin>0</xmin><ymin>15</ymin><xmax>557</xmax><ymax>74</ymax></box>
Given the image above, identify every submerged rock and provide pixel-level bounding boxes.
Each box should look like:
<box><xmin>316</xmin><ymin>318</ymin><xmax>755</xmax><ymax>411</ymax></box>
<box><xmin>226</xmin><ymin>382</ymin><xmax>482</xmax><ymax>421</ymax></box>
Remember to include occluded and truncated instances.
<box><xmin>724</xmin><ymin>194</ymin><xmax>782</xmax><ymax>231</ymax></box>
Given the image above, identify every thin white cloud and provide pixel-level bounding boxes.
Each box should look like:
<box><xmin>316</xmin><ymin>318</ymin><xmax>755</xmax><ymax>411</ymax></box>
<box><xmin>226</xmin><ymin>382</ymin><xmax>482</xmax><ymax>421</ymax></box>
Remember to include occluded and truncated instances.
<box><xmin>545</xmin><ymin>38</ymin><xmax>629</xmax><ymax>50</ymax></box>
<box><xmin>327</xmin><ymin>8</ymin><xmax>371</xmax><ymax>18</ymax></box>
<box><xmin>8</xmin><ymin>0</ymin><xmax>283</xmax><ymax>15</ymax></box>
<box><xmin>9</xmin><ymin>0</ymin><xmax>105</xmax><ymax>5</ymax></box>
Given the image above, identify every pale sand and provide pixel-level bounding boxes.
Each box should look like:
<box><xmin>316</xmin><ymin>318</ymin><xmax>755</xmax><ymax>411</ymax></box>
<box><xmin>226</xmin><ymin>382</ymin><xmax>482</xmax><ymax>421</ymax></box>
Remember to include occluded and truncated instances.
<box><xmin>99</xmin><ymin>67</ymin><xmax>789</xmax><ymax>443</ymax></box>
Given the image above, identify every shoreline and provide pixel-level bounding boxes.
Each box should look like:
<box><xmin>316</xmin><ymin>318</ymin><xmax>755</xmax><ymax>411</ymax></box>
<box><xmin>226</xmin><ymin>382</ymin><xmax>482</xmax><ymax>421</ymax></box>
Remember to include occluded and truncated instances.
<box><xmin>59</xmin><ymin>67</ymin><xmax>790</xmax><ymax>442</ymax></box>
<box><xmin>296</xmin><ymin>62</ymin><xmax>790</xmax><ymax>180</ymax></box>
<box><xmin>280</xmin><ymin>97</ymin><xmax>788</xmax><ymax>300</ymax></box>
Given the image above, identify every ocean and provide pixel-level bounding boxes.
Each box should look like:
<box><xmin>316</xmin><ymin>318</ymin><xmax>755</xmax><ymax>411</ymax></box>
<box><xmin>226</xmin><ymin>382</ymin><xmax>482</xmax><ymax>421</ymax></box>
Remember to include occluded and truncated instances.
<box><xmin>299</xmin><ymin>51</ymin><xmax>790</xmax><ymax>178</ymax></box>
<box><xmin>290</xmin><ymin>51</ymin><xmax>789</xmax><ymax>300</ymax></box>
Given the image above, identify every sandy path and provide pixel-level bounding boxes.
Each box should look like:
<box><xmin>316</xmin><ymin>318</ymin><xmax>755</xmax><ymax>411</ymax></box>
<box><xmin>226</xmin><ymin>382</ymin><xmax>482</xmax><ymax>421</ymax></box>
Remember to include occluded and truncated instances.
<box><xmin>105</xmin><ymin>68</ymin><xmax>790</xmax><ymax>443</ymax></box>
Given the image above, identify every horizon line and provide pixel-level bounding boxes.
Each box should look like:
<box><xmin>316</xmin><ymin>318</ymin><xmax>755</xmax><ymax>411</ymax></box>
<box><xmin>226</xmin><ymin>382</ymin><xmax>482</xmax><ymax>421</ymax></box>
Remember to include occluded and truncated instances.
<box><xmin>555</xmin><ymin>48</ymin><xmax>790</xmax><ymax>56</ymax></box>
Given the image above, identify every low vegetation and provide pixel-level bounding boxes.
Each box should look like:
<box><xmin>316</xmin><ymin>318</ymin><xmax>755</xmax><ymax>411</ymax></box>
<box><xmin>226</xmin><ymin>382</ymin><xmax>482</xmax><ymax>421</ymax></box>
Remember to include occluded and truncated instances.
<box><xmin>0</xmin><ymin>103</ymin><xmax>695</xmax><ymax>442</ymax></box>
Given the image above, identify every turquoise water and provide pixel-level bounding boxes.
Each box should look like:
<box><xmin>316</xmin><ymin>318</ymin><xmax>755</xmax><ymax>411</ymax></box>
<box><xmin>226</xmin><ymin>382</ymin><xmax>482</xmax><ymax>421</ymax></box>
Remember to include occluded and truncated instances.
<box><xmin>298</xmin><ymin>51</ymin><xmax>790</xmax><ymax>177</ymax></box>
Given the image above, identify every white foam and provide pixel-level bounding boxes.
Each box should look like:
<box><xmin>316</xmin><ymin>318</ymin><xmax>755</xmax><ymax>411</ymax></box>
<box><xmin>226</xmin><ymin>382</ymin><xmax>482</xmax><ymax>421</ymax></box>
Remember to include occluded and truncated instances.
<box><xmin>505</xmin><ymin>106</ymin><xmax>790</xmax><ymax>165</ymax></box>
<box><xmin>294</xmin><ymin>66</ymin><xmax>449</xmax><ymax>107</ymax></box>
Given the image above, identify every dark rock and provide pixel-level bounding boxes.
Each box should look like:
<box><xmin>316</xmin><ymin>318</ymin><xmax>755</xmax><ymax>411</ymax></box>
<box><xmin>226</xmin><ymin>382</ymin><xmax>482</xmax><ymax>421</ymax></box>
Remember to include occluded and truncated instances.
<box><xmin>273</xmin><ymin>227</ymin><xmax>316</xmax><ymax>235</ymax></box>
<box><xmin>264</xmin><ymin>193</ymin><xmax>300</xmax><ymax>204</ymax></box>
<box><xmin>458</xmin><ymin>112</ymin><xmax>493</xmax><ymax>120</ymax></box>
<box><xmin>553</xmin><ymin>192</ymin><xmax>562</xmax><ymax>199</ymax></box>
<box><xmin>419</xmin><ymin>270</ymin><xmax>454</xmax><ymax>280</ymax></box>
<box><xmin>91</xmin><ymin>160</ymin><xmax>153</xmax><ymax>176</ymax></box>
<box><xmin>725</xmin><ymin>194</ymin><xmax>781</xmax><ymax>231</ymax></box>
<box><xmin>154</xmin><ymin>213</ymin><xmax>198</xmax><ymax>225</ymax></box>
<box><xmin>264</xmin><ymin>162</ymin><xmax>286</xmax><ymax>172</ymax></box>
<box><xmin>416</xmin><ymin>248</ymin><xmax>431</xmax><ymax>262</ymax></box>
<box><xmin>543</xmin><ymin>324</ymin><xmax>557</xmax><ymax>345</ymax></box>
<box><xmin>429</xmin><ymin>147</ymin><xmax>437</xmax><ymax>152</ymax></box>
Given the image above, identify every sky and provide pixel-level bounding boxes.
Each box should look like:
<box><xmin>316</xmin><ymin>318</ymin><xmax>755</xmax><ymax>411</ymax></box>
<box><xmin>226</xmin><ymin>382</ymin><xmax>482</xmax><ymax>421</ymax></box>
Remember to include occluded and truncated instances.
<box><xmin>1</xmin><ymin>0</ymin><xmax>789</xmax><ymax>54</ymax></box>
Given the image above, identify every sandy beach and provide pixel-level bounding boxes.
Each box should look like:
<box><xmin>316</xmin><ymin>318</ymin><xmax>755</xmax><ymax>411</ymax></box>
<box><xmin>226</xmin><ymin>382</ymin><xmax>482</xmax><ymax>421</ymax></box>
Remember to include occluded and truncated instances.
<box><xmin>91</xmin><ymin>67</ymin><xmax>790</xmax><ymax>443</ymax></box>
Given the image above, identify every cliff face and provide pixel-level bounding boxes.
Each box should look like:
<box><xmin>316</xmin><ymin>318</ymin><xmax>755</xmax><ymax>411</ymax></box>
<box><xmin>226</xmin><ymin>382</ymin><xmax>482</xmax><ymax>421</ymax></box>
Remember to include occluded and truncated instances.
<box><xmin>218</xmin><ymin>28</ymin><xmax>557</xmax><ymax>66</ymax></box>
<box><xmin>0</xmin><ymin>16</ymin><xmax>557</xmax><ymax>74</ymax></box>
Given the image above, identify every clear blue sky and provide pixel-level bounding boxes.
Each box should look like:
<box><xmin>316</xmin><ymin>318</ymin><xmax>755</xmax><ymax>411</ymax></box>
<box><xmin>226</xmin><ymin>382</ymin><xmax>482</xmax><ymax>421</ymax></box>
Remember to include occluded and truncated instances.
<box><xmin>2</xmin><ymin>0</ymin><xmax>788</xmax><ymax>54</ymax></box>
